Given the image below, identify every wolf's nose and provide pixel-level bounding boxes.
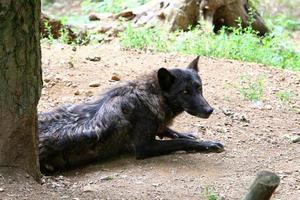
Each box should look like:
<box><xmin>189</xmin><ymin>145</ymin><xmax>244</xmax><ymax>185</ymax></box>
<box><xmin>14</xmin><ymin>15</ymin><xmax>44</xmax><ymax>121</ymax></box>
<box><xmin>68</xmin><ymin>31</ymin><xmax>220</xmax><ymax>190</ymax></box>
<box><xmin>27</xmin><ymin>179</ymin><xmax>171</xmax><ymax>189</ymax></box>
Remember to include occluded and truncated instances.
<box><xmin>207</xmin><ymin>108</ymin><xmax>214</xmax><ymax>114</ymax></box>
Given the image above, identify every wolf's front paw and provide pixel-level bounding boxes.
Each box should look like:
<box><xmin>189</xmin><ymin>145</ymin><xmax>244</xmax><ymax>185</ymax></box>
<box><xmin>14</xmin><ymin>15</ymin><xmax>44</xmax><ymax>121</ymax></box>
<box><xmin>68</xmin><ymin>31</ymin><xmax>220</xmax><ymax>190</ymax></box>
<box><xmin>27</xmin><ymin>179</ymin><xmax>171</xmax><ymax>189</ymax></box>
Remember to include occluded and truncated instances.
<box><xmin>201</xmin><ymin>141</ymin><xmax>225</xmax><ymax>153</ymax></box>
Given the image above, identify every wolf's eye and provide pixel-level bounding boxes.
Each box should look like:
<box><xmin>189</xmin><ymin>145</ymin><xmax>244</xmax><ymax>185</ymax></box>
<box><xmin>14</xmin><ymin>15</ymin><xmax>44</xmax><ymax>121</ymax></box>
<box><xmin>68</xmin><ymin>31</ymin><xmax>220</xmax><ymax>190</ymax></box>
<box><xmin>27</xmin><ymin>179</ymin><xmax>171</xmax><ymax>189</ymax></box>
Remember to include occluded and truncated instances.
<box><xmin>198</xmin><ymin>86</ymin><xmax>202</xmax><ymax>91</ymax></box>
<box><xmin>183</xmin><ymin>90</ymin><xmax>189</xmax><ymax>94</ymax></box>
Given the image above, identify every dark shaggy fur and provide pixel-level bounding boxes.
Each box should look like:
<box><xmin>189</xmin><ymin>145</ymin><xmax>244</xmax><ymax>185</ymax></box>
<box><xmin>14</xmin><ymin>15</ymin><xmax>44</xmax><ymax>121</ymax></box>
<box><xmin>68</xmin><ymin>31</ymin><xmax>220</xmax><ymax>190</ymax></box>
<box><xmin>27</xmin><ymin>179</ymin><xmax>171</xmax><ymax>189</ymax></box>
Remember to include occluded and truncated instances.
<box><xmin>39</xmin><ymin>57</ymin><xmax>224</xmax><ymax>172</ymax></box>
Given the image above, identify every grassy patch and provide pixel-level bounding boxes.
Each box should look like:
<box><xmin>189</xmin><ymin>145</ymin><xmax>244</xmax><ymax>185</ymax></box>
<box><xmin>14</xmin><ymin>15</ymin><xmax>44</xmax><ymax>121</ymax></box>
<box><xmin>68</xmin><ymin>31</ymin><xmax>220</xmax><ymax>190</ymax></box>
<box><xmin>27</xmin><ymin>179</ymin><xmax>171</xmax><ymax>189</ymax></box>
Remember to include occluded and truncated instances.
<box><xmin>276</xmin><ymin>90</ymin><xmax>295</xmax><ymax>103</ymax></box>
<box><xmin>266</xmin><ymin>14</ymin><xmax>300</xmax><ymax>31</ymax></box>
<box><xmin>120</xmin><ymin>22</ymin><xmax>300</xmax><ymax>70</ymax></box>
<box><xmin>239</xmin><ymin>76</ymin><xmax>265</xmax><ymax>101</ymax></box>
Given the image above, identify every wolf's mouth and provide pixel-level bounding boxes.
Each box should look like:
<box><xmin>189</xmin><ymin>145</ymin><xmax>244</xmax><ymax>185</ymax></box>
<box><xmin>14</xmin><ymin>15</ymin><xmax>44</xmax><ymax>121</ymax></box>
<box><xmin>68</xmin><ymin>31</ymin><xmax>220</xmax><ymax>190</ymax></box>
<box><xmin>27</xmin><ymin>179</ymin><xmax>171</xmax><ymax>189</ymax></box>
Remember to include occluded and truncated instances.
<box><xmin>185</xmin><ymin>110</ymin><xmax>212</xmax><ymax>119</ymax></box>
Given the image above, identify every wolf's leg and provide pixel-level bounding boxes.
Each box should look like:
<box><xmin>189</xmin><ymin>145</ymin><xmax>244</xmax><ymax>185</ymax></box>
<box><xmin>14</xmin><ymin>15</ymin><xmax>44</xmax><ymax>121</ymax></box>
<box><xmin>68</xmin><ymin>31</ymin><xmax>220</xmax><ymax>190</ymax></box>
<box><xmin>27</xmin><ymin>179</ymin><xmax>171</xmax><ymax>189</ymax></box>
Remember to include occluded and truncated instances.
<box><xmin>158</xmin><ymin>127</ymin><xmax>198</xmax><ymax>140</ymax></box>
<box><xmin>135</xmin><ymin>139</ymin><xmax>224</xmax><ymax>159</ymax></box>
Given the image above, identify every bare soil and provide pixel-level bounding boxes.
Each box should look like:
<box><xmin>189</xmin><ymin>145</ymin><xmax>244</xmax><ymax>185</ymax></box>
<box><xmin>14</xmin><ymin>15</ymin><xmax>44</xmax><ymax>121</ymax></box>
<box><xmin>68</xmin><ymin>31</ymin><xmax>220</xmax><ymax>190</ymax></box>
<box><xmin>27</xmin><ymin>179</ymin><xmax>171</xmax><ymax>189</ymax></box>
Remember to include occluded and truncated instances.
<box><xmin>0</xmin><ymin>41</ymin><xmax>300</xmax><ymax>200</ymax></box>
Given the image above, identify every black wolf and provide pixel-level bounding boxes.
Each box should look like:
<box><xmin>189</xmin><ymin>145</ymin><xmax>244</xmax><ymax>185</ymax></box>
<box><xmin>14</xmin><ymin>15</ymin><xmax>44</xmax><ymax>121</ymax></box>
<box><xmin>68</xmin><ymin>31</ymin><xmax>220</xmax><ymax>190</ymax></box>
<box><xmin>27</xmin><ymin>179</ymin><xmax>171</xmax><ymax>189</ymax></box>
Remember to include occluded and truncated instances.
<box><xmin>39</xmin><ymin>57</ymin><xmax>224</xmax><ymax>172</ymax></box>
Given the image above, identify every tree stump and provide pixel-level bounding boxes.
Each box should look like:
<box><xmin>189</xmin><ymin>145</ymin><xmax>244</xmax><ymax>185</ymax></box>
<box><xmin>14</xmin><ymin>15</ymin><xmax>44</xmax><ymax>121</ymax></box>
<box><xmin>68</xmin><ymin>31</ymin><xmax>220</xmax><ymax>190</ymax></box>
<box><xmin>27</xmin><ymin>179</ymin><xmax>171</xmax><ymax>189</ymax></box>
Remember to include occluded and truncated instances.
<box><xmin>243</xmin><ymin>171</ymin><xmax>280</xmax><ymax>200</ymax></box>
<box><xmin>115</xmin><ymin>0</ymin><xmax>269</xmax><ymax>35</ymax></box>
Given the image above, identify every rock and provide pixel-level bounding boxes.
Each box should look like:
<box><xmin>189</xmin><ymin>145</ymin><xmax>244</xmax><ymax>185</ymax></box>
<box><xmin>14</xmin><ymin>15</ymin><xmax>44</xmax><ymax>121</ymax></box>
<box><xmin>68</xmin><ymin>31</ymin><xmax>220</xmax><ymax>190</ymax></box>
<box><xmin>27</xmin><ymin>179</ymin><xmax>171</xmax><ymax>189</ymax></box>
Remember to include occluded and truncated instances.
<box><xmin>98</xmin><ymin>25</ymin><xmax>113</xmax><ymax>34</ymax></box>
<box><xmin>89</xmin><ymin>13</ymin><xmax>101</xmax><ymax>21</ymax></box>
<box><xmin>85</xmin><ymin>90</ymin><xmax>94</xmax><ymax>97</ymax></box>
<box><xmin>43</xmin><ymin>78</ymin><xmax>51</xmax><ymax>83</ymax></box>
<box><xmin>252</xmin><ymin>101</ymin><xmax>264</xmax><ymax>109</ymax></box>
<box><xmin>86</xmin><ymin>56</ymin><xmax>101</xmax><ymax>62</ymax></box>
<box><xmin>89</xmin><ymin>12</ymin><xmax>113</xmax><ymax>21</ymax></box>
<box><xmin>222</xmin><ymin>108</ymin><xmax>234</xmax><ymax>116</ymax></box>
<box><xmin>291</xmin><ymin>135</ymin><xmax>300</xmax><ymax>143</ymax></box>
<box><xmin>89</xmin><ymin>82</ymin><xmax>100</xmax><ymax>87</ymax></box>
<box><xmin>74</xmin><ymin>90</ymin><xmax>80</xmax><ymax>95</ymax></box>
<box><xmin>68</xmin><ymin>61</ymin><xmax>74</xmax><ymax>68</ymax></box>
<box><xmin>0</xmin><ymin>187</ymin><xmax>4</xmax><ymax>192</ymax></box>
<box><xmin>264</xmin><ymin>104</ymin><xmax>273</xmax><ymax>110</ymax></box>
<box><xmin>100</xmin><ymin>176</ymin><xmax>114</xmax><ymax>181</ymax></box>
<box><xmin>111</xmin><ymin>73</ymin><xmax>121</xmax><ymax>81</ymax></box>
<box><xmin>83</xmin><ymin>185</ymin><xmax>96</xmax><ymax>192</ymax></box>
<box><xmin>152</xmin><ymin>183</ymin><xmax>162</xmax><ymax>187</ymax></box>
<box><xmin>114</xmin><ymin>10</ymin><xmax>135</xmax><ymax>20</ymax></box>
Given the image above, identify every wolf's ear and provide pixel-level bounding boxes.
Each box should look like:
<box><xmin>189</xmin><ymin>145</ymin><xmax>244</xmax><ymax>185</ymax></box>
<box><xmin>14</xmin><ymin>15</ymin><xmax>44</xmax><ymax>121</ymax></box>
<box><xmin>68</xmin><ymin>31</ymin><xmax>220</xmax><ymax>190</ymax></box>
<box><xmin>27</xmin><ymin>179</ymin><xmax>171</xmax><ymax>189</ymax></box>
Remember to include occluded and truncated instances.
<box><xmin>158</xmin><ymin>68</ymin><xmax>176</xmax><ymax>91</ymax></box>
<box><xmin>187</xmin><ymin>56</ymin><xmax>199</xmax><ymax>72</ymax></box>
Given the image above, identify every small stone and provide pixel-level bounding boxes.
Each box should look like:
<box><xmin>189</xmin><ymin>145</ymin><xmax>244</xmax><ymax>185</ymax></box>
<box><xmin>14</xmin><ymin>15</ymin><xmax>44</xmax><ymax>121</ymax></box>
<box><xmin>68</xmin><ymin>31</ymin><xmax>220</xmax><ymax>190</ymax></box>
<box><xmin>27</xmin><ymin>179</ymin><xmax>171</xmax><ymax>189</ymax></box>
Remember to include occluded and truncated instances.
<box><xmin>111</xmin><ymin>73</ymin><xmax>121</xmax><ymax>81</ymax></box>
<box><xmin>152</xmin><ymin>183</ymin><xmax>161</xmax><ymax>187</ymax></box>
<box><xmin>98</xmin><ymin>25</ymin><xmax>113</xmax><ymax>34</ymax></box>
<box><xmin>252</xmin><ymin>101</ymin><xmax>264</xmax><ymax>109</ymax></box>
<box><xmin>89</xmin><ymin>82</ymin><xmax>100</xmax><ymax>87</ymax></box>
<box><xmin>89</xmin><ymin>13</ymin><xmax>101</xmax><ymax>21</ymax></box>
<box><xmin>0</xmin><ymin>188</ymin><xmax>4</xmax><ymax>192</ymax></box>
<box><xmin>83</xmin><ymin>185</ymin><xmax>96</xmax><ymax>192</ymax></box>
<box><xmin>74</xmin><ymin>90</ymin><xmax>80</xmax><ymax>95</ymax></box>
<box><xmin>222</xmin><ymin>108</ymin><xmax>234</xmax><ymax>116</ymax></box>
<box><xmin>43</xmin><ymin>78</ymin><xmax>51</xmax><ymax>83</ymax></box>
<box><xmin>85</xmin><ymin>91</ymin><xmax>93</xmax><ymax>97</ymax></box>
<box><xmin>68</xmin><ymin>61</ymin><xmax>74</xmax><ymax>68</ymax></box>
<box><xmin>264</xmin><ymin>104</ymin><xmax>272</xmax><ymax>110</ymax></box>
<box><xmin>100</xmin><ymin>176</ymin><xmax>113</xmax><ymax>181</ymax></box>
<box><xmin>291</xmin><ymin>135</ymin><xmax>300</xmax><ymax>143</ymax></box>
<box><xmin>86</xmin><ymin>56</ymin><xmax>101</xmax><ymax>62</ymax></box>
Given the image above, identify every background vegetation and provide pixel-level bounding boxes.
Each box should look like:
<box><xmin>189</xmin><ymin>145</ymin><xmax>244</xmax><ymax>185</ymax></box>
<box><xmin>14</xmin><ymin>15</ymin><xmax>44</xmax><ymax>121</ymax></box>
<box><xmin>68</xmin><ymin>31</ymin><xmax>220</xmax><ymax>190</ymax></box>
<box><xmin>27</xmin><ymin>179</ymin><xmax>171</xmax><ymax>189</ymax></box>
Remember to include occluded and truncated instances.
<box><xmin>42</xmin><ymin>0</ymin><xmax>300</xmax><ymax>71</ymax></box>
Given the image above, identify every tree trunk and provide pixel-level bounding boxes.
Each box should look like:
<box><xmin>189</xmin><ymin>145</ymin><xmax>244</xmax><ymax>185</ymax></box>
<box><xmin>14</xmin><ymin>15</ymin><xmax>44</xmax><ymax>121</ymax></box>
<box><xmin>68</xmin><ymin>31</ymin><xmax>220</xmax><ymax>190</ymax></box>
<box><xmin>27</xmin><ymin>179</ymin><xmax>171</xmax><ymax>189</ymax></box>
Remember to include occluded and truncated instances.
<box><xmin>115</xmin><ymin>0</ymin><xmax>269</xmax><ymax>36</ymax></box>
<box><xmin>0</xmin><ymin>0</ymin><xmax>42</xmax><ymax>181</ymax></box>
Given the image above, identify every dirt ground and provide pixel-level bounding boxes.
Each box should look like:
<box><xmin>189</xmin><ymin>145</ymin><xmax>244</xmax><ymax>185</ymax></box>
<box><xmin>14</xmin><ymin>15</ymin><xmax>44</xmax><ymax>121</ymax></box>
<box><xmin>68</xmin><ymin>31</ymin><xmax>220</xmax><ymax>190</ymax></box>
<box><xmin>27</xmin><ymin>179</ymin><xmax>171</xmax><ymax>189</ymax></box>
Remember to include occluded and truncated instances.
<box><xmin>0</xmin><ymin>41</ymin><xmax>299</xmax><ymax>200</ymax></box>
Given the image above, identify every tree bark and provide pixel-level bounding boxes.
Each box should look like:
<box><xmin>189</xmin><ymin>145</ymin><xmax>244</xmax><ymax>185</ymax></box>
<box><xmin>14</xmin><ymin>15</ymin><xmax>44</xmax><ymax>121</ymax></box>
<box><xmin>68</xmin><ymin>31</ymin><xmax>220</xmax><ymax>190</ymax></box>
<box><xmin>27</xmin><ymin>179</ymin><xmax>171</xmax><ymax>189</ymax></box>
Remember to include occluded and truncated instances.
<box><xmin>243</xmin><ymin>171</ymin><xmax>280</xmax><ymax>200</ymax></box>
<box><xmin>0</xmin><ymin>0</ymin><xmax>42</xmax><ymax>181</ymax></box>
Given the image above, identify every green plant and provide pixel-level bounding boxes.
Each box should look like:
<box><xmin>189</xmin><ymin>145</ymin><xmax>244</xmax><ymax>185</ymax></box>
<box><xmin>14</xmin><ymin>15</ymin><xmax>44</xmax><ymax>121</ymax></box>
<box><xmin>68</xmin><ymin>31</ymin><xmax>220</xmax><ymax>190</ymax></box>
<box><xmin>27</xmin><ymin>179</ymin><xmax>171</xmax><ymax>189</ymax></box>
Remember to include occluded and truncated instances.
<box><xmin>276</xmin><ymin>90</ymin><xmax>294</xmax><ymax>103</ymax></box>
<box><xmin>59</xmin><ymin>28</ymin><xmax>70</xmax><ymax>44</ymax></box>
<box><xmin>239</xmin><ymin>76</ymin><xmax>265</xmax><ymax>101</ymax></box>
<box><xmin>43</xmin><ymin>20</ymin><xmax>55</xmax><ymax>42</ymax></box>
<box><xmin>202</xmin><ymin>186</ymin><xmax>221</xmax><ymax>200</ymax></box>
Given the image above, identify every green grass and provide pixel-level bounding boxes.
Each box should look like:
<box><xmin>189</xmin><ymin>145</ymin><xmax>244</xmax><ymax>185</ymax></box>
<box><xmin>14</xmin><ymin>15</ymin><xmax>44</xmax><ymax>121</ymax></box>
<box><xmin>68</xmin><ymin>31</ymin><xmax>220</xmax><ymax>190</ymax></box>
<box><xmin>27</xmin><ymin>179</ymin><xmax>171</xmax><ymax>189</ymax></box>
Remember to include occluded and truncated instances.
<box><xmin>120</xmin><ymin>22</ymin><xmax>300</xmax><ymax>71</ymax></box>
<box><xmin>266</xmin><ymin>14</ymin><xmax>300</xmax><ymax>31</ymax></box>
<box><xmin>202</xmin><ymin>186</ymin><xmax>222</xmax><ymax>200</ymax></box>
<box><xmin>239</xmin><ymin>76</ymin><xmax>265</xmax><ymax>101</ymax></box>
<box><xmin>276</xmin><ymin>90</ymin><xmax>295</xmax><ymax>103</ymax></box>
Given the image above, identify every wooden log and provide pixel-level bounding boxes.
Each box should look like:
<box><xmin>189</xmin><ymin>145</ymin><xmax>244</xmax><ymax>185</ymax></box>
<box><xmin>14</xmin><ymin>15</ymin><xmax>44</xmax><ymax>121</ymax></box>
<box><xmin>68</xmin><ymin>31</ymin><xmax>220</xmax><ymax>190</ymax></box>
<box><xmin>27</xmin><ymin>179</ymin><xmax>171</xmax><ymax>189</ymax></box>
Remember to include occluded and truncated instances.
<box><xmin>243</xmin><ymin>171</ymin><xmax>280</xmax><ymax>200</ymax></box>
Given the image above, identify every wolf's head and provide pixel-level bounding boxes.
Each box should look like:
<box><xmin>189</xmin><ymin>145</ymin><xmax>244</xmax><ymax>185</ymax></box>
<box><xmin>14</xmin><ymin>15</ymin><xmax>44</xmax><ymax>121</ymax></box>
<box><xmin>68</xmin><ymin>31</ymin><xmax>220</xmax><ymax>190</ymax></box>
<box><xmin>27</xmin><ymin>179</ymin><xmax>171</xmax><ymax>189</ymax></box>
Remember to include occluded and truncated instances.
<box><xmin>158</xmin><ymin>57</ymin><xmax>214</xmax><ymax>118</ymax></box>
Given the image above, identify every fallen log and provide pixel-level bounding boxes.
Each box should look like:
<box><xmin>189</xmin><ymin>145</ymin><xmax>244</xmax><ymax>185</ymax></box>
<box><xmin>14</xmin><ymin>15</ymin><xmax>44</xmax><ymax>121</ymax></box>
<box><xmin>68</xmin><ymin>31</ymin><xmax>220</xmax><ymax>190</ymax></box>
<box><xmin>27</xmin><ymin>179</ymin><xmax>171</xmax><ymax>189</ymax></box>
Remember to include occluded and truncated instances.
<box><xmin>115</xmin><ymin>0</ymin><xmax>269</xmax><ymax>35</ymax></box>
<box><xmin>243</xmin><ymin>171</ymin><xmax>280</xmax><ymax>200</ymax></box>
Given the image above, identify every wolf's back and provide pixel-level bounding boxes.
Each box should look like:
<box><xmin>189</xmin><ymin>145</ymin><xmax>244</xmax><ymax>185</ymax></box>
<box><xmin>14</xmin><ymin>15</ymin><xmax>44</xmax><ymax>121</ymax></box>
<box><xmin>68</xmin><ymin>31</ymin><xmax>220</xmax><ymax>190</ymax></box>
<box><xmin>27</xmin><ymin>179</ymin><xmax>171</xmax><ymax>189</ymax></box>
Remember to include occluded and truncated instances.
<box><xmin>38</xmin><ymin>84</ymin><xmax>147</xmax><ymax>171</ymax></box>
